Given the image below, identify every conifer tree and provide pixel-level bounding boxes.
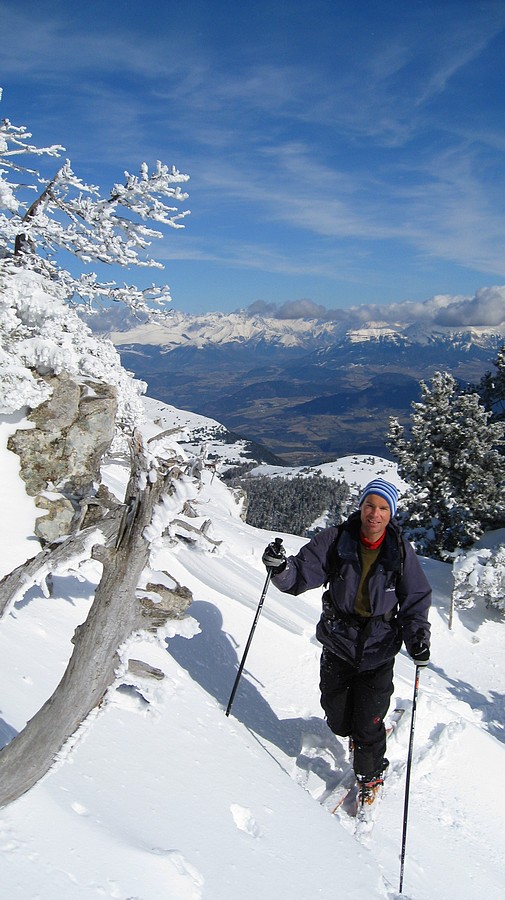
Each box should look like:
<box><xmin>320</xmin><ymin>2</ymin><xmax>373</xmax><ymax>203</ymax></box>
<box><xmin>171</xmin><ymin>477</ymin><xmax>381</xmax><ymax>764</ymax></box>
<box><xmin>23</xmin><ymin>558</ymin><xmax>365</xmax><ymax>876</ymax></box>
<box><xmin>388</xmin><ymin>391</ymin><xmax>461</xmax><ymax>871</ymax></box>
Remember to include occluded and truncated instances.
<box><xmin>480</xmin><ymin>343</ymin><xmax>505</xmax><ymax>421</ymax></box>
<box><xmin>387</xmin><ymin>371</ymin><xmax>505</xmax><ymax>557</ymax></box>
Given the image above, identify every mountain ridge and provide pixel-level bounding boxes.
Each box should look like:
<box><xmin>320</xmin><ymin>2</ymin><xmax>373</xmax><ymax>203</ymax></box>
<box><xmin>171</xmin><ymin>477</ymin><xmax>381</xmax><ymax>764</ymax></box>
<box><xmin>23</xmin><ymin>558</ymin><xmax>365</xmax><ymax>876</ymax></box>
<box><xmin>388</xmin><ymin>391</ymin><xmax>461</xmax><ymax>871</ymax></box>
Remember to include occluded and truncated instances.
<box><xmin>106</xmin><ymin>311</ymin><xmax>505</xmax><ymax>465</ymax></box>
<box><xmin>106</xmin><ymin>308</ymin><xmax>505</xmax><ymax>353</ymax></box>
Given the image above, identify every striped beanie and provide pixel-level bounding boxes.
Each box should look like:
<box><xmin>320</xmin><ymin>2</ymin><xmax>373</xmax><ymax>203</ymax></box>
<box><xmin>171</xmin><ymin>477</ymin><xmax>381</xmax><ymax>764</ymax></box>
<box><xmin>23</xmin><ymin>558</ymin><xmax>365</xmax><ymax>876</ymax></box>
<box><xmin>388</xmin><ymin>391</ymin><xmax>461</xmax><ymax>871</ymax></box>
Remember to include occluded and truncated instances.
<box><xmin>358</xmin><ymin>478</ymin><xmax>399</xmax><ymax>517</ymax></box>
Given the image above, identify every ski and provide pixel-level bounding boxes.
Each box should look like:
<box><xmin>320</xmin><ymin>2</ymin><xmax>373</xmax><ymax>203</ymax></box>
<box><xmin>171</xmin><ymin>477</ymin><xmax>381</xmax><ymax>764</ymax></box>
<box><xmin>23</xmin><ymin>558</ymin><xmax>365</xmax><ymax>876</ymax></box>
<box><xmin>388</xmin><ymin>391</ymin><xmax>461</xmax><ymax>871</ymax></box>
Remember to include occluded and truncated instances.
<box><xmin>321</xmin><ymin>707</ymin><xmax>405</xmax><ymax>817</ymax></box>
<box><xmin>354</xmin><ymin>709</ymin><xmax>406</xmax><ymax>832</ymax></box>
<box><xmin>354</xmin><ymin>708</ymin><xmax>405</xmax><ymax>825</ymax></box>
<box><xmin>321</xmin><ymin>768</ymin><xmax>356</xmax><ymax>814</ymax></box>
<box><xmin>386</xmin><ymin>706</ymin><xmax>405</xmax><ymax>736</ymax></box>
<box><xmin>355</xmin><ymin>773</ymin><xmax>385</xmax><ymax>829</ymax></box>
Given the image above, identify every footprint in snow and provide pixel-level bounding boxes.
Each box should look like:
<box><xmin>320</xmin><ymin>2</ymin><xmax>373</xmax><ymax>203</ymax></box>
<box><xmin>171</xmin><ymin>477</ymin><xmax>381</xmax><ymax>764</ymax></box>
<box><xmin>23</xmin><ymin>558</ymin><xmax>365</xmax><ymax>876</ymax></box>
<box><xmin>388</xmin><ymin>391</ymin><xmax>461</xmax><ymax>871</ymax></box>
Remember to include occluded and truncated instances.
<box><xmin>152</xmin><ymin>849</ymin><xmax>204</xmax><ymax>898</ymax></box>
<box><xmin>230</xmin><ymin>804</ymin><xmax>261</xmax><ymax>838</ymax></box>
<box><xmin>71</xmin><ymin>801</ymin><xmax>89</xmax><ymax>816</ymax></box>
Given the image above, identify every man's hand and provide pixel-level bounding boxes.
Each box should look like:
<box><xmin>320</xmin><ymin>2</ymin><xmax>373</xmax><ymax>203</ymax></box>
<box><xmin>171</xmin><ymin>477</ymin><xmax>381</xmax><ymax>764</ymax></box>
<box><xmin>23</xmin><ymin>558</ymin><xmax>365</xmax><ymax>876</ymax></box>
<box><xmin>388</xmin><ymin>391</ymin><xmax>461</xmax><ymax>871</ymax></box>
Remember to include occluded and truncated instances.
<box><xmin>262</xmin><ymin>539</ymin><xmax>286</xmax><ymax>573</ymax></box>
<box><xmin>410</xmin><ymin>641</ymin><xmax>430</xmax><ymax>667</ymax></box>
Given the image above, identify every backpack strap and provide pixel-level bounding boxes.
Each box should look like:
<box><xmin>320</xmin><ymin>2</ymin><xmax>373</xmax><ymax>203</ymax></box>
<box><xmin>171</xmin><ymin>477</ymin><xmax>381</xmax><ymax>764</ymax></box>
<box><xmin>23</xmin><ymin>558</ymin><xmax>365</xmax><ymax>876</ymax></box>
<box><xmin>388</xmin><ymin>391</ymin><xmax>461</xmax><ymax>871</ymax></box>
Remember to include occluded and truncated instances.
<box><xmin>323</xmin><ymin>522</ymin><xmax>345</xmax><ymax>587</ymax></box>
<box><xmin>391</xmin><ymin>522</ymin><xmax>407</xmax><ymax>584</ymax></box>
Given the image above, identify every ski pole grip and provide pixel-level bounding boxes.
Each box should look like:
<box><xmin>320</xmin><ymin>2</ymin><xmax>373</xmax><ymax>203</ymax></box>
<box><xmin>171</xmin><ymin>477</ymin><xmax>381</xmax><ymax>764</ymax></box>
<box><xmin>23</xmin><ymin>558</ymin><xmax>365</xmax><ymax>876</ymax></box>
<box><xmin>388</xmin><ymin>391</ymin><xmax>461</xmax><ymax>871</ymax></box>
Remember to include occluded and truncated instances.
<box><xmin>273</xmin><ymin>537</ymin><xmax>283</xmax><ymax>549</ymax></box>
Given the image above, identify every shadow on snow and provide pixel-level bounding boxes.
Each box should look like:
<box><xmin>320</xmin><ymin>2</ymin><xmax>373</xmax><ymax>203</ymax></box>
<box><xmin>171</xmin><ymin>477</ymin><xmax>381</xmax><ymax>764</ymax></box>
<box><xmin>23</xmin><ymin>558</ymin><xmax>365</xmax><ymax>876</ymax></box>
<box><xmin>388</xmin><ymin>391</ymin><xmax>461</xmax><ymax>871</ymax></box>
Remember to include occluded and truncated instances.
<box><xmin>166</xmin><ymin>599</ymin><xmax>346</xmax><ymax>791</ymax></box>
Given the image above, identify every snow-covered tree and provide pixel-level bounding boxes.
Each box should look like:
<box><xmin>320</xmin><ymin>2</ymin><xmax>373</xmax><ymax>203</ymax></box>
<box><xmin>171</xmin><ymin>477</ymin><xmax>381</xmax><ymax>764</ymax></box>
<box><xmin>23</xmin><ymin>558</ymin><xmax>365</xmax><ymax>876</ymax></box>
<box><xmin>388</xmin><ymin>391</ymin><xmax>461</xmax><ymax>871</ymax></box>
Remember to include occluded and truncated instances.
<box><xmin>0</xmin><ymin>94</ymin><xmax>191</xmax><ymax>440</ymax></box>
<box><xmin>0</xmin><ymin>98</ymin><xmax>199</xmax><ymax>805</ymax></box>
<box><xmin>0</xmin><ymin>267</ymin><xmax>145</xmax><ymax>437</ymax></box>
<box><xmin>452</xmin><ymin>543</ymin><xmax>505</xmax><ymax>614</ymax></box>
<box><xmin>479</xmin><ymin>343</ymin><xmax>505</xmax><ymax>422</ymax></box>
<box><xmin>387</xmin><ymin>371</ymin><xmax>505</xmax><ymax>557</ymax></box>
<box><xmin>0</xmin><ymin>105</ymin><xmax>189</xmax><ymax>317</ymax></box>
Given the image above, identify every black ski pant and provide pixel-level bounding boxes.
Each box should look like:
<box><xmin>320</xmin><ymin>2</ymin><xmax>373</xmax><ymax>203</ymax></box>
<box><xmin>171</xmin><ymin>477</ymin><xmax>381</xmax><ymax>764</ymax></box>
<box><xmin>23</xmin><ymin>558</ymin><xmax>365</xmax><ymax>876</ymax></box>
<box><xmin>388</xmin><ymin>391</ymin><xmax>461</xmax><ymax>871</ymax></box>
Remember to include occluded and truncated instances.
<box><xmin>319</xmin><ymin>648</ymin><xmax>394</xmax><ymax>779</ymax></box>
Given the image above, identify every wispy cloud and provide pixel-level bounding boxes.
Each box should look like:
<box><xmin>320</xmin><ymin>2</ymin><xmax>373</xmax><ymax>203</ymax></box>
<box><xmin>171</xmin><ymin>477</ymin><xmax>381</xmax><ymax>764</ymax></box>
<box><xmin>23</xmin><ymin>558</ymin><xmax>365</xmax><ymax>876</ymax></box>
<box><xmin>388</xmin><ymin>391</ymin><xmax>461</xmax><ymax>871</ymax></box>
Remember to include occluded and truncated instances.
<box><xmin>186</xmin><ymin>139</ymin><xmax>505</xmax><ymax>282</ymax></box>
<box><xmin>2</xmin><ymin>0</ymin><xmax>505</xmax><ymax>314</ymax></box>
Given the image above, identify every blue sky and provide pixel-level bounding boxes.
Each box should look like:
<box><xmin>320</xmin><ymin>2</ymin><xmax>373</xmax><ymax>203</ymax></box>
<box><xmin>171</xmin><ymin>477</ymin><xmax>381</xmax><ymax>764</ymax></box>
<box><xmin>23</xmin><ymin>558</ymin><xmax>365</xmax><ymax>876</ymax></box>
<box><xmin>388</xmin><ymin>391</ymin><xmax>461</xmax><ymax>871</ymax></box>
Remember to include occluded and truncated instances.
<box><xmin>2</xmin><ymin>0</ymin><xmax>505</xmax><ymax>321</ymax></box>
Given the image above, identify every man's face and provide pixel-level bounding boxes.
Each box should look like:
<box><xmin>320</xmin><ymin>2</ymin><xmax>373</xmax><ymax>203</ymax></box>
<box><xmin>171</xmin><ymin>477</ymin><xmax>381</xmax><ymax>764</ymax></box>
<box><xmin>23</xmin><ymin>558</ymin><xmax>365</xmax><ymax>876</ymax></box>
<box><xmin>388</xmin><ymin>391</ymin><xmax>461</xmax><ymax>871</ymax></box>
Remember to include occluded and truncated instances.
<box><xmin>360</xmin><ymin>493</ymin><xmax>391</xmax><ymax>540</ymax></box>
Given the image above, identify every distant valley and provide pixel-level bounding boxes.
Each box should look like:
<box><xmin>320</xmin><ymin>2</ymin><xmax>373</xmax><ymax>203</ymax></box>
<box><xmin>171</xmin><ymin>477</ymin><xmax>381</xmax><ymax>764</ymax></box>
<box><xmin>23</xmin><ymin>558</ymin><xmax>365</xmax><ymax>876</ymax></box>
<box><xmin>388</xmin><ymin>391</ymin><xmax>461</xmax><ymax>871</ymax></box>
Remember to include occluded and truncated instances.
<box><xmin>108</xmin><ymin>312</ymin><xmax>505</xmax><ymax>465</ymax></box>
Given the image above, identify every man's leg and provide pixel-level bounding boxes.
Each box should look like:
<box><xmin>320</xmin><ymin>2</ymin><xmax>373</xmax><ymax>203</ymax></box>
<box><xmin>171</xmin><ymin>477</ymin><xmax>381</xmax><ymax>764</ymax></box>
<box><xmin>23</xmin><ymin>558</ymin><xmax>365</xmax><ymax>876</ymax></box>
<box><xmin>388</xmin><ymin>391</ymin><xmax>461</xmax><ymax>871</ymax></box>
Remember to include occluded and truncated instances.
<box><xmin>319</xmin><ymin>648</ymin><xmax>354</xmax><ymax>738</ymax></box>
<box><xmin>351</xmin><ymin>659</ymin><xmax>395</xmax><ymax>778</ymax></box>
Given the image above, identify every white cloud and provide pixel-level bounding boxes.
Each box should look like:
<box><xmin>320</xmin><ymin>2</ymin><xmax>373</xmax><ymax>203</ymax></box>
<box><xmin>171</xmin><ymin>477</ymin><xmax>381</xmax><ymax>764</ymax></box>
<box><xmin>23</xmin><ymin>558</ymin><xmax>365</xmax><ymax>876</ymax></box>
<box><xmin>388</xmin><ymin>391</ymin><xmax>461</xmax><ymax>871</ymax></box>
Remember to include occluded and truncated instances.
<box><xmin>433</xmin><ymin>286</ymin><xmax>505</xmax><ymax>326</ymax></box>
<box><xmin>340</xmin><ymin>288</ymin><xmax>505</xmax><ymax>328</ymax></box>
<box><xmin>244</xmin><ymin>286</ymin><xmax>505</xmax><ymax>329</ymax></box>
<box><xmin>275</xmin><ymin>299</ymin><xmax>329</xmax><ymax>320</ymax></box>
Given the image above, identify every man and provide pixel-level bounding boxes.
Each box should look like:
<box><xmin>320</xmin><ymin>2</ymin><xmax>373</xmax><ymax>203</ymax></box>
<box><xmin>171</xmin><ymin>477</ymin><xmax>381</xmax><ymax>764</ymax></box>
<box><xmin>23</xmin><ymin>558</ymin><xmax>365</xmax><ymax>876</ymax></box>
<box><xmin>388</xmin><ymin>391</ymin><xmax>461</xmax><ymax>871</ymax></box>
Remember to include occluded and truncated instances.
<box><xmin>262</xmin><ymin>477</ymin><xmax>431</xmax><ymax>808</ymax></box>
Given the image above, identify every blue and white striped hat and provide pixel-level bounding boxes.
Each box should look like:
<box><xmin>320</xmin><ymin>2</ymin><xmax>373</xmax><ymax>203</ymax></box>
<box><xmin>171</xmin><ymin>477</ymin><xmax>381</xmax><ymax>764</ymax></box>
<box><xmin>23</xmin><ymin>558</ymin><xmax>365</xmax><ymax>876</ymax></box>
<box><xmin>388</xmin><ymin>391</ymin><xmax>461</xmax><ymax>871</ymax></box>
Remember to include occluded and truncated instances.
<box><xmin>358</xmin><ymin>478</ymin><xmax>399</xmax><ymax>517</ymax></box>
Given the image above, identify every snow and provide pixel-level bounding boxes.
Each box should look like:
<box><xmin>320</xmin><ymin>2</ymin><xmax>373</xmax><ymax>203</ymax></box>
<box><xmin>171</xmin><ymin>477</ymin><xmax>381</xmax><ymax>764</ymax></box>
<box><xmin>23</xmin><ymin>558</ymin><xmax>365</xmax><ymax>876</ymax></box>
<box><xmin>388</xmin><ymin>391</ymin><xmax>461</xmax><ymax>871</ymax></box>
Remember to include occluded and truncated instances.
<box><xmin>1</xmin><ymin>399</ymin><xmax>505</xmax><ymax>899</ymax></box>
<box><xmin>106</xmin><ymin>310</ymin><xmax>340</xmax><ymax>350</ymax></box>
<box><xmin>0</xmin><ymin>413</ymin><xmax>42</xmax><ymax>576</ymax></box>
<box><xmin>250</xmin><ymin>454</ymin><xmax>407</xmax><ymax>492</ymax></box>
<box><xmin>0</xmin><ymin>268</ymin><xmax>145</xmax><ymax>436</ymax></box>
<box><xmin>104</xmin><ymin>307</ymin><xmax>505</xmax><ymax>354</ymax></box>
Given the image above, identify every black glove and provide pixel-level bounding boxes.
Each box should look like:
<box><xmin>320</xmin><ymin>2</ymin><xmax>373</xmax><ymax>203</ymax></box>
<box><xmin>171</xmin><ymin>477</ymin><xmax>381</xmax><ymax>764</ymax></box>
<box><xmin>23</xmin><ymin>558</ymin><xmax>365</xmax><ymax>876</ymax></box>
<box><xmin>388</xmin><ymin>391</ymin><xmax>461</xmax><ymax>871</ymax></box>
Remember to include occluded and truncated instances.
<box><xmin>262</xmin><ymin>539</ymin><xmax>286</xmax><ymax>573</ymax></box>
<box><xmin>410</xmin><ymin>641</ymin><xmax>430</xmax><ymax>667</ymax></box>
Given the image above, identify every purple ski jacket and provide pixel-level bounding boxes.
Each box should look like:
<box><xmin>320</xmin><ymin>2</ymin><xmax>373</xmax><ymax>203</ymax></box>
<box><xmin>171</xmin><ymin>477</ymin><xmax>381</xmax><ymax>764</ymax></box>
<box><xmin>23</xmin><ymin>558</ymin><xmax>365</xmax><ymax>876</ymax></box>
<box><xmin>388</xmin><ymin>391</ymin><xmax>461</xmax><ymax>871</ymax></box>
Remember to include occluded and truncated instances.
<box><xmin>271</xmin><ymin>512</ymin><xmax>431</xmax><ymax>671</ymax></box>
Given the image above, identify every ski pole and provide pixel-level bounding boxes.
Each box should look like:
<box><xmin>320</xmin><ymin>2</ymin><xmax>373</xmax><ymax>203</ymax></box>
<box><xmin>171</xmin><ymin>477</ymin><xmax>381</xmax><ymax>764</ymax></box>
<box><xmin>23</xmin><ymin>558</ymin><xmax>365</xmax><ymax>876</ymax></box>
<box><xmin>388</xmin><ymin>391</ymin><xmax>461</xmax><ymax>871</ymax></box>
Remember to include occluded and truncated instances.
<box><xmin>225</xmin><ymin>538</ymin><xmax>283</xmax><ymax>718</ymax></box>
<box><xmin>399</xmin><ymin>665</ymin><xmax>422</xmax><ymax>894</ymax></box>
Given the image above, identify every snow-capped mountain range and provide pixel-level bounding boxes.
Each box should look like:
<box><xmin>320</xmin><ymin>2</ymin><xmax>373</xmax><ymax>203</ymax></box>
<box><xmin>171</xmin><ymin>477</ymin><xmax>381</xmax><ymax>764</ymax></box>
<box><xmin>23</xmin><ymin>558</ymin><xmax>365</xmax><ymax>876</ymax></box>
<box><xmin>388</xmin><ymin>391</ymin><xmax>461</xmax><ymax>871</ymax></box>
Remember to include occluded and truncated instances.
<box><xmin>106</xmin><ymin>309</ymin><xmax>505</xmax><ymax>354</ymax></box>
<box><xmin>102</xmin><ymin>310</ymin><xmax>505</xmax><ymax>466</ymax></box>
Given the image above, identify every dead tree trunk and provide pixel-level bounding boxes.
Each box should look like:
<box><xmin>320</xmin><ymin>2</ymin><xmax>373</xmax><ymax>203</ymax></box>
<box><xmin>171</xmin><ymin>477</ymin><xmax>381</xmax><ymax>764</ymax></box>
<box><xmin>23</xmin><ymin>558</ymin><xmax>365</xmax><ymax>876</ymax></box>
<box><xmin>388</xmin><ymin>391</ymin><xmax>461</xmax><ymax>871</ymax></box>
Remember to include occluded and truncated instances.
<box><xmin>0</xmin><ymin>444</ymin><xmax>184</xmax><ymax>808</ymax></box>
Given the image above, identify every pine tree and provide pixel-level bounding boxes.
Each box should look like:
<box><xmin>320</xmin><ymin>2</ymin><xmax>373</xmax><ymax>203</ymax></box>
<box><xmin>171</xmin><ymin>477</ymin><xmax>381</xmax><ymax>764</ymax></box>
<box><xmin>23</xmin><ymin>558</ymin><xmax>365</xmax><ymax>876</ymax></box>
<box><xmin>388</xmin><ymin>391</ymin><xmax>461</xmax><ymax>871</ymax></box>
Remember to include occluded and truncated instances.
<box><xmin>387</xmin><ymin>371</ymin><xmax>505</xmax><ymax>557</ymax></box>
<box><xmin>480</xmin><ymin>343</ymin><xmax>505</xmax><ymax>421</ymax></box>
<box><xmin>227</xmin><ymin>473</ymin><xmax>350</xmax><ymax>536</ymax></box>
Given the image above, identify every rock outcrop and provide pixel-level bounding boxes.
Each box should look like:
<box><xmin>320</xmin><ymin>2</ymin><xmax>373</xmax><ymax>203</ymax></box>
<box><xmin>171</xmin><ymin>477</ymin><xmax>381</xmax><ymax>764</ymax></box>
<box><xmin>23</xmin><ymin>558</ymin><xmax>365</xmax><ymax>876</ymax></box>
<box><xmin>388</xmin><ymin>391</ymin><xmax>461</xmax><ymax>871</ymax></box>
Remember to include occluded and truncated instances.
<box><xmin>8</xmin><ymin>373</ymin><xmax>117</xmax><ymax>543</ymax></box>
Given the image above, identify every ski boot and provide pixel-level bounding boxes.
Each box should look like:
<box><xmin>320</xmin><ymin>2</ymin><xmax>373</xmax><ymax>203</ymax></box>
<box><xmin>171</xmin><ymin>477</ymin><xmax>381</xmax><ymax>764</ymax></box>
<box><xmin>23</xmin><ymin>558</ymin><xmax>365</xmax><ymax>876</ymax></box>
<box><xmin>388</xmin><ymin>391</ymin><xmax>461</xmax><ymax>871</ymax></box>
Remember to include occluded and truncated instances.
<box><xmin>356</xmin><ymin>759</ymin><xmax>389</xmax><ymax>812</ymax></box>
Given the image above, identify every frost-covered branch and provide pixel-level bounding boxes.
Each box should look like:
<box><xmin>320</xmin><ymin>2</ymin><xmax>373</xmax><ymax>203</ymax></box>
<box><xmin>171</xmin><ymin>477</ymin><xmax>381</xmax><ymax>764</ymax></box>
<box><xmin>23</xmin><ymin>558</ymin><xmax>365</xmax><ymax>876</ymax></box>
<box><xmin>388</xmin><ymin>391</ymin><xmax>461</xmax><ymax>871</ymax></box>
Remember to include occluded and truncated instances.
<box><xmin>9</xmin><ymin>159</ymin><xmax>189</xmax><ymax>270</ymax></box>
<box><xmin>0</xmin><ymin>117</ymin><xmax>64</xmax><ymax>167</ymax></box>
<box><xmin>0</xmin><ymin>107</ymin><xmax>189</xmax><ymax>315</ymax></box>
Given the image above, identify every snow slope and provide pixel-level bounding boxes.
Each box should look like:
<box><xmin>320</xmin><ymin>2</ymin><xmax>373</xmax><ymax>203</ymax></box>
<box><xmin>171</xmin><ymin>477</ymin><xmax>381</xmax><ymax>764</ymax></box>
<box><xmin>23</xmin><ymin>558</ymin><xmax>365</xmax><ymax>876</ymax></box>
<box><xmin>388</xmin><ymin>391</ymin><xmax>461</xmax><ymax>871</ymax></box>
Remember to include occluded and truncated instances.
<box><xmin>0</xmin><ymin>400</ymin><xmax>504</xmax><ymax>899</ymax></box>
